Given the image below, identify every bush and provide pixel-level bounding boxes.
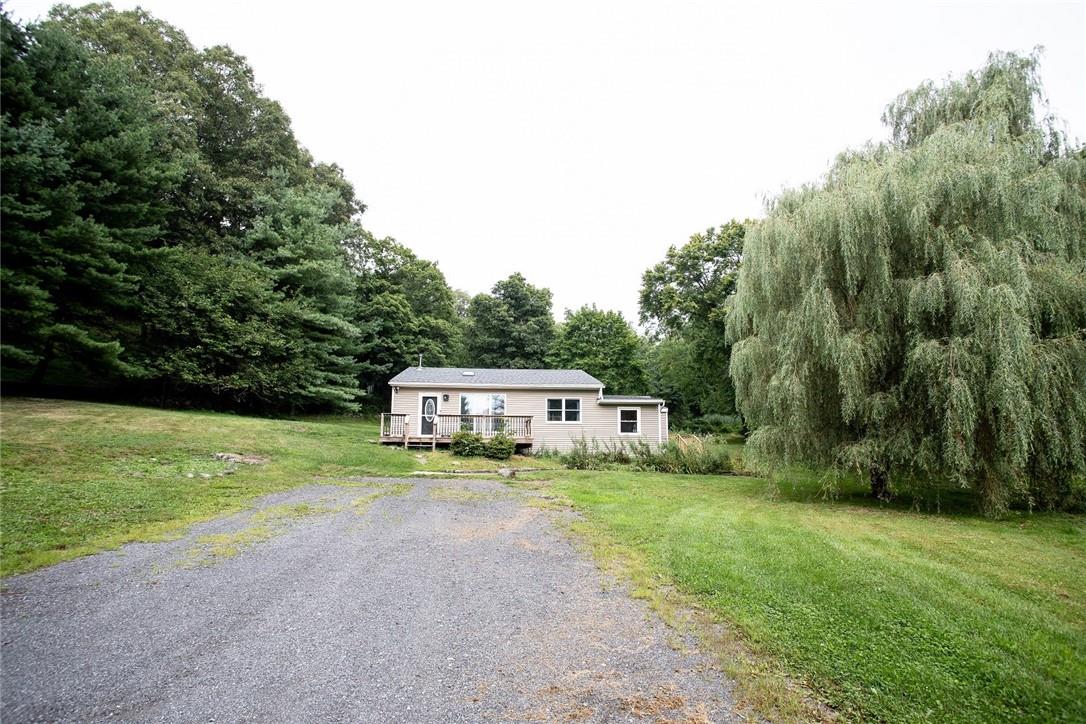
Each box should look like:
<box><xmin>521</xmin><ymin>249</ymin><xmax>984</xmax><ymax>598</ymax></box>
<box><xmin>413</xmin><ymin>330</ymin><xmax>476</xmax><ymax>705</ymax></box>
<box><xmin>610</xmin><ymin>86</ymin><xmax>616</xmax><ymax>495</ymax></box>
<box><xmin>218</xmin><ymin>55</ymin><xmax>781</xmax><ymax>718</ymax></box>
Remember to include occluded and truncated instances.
<box><xmin>485</xmin><ymin>433</ymin><xmax>516</xmax><ymax>460</ymax></box>
<box><xmin>1066</xmin><ymin>478</ymin><xmax>1086</xmax><ymax>514</ymax></box>
<box><xmin>631</xmin><ymin>434</ymin><xmax>733</xmax><ymax>475</ymax></box>
<box><xmin>450</xmin><ymin>431</ymin><xmax>486</xmax><ymax>457</ymax></box>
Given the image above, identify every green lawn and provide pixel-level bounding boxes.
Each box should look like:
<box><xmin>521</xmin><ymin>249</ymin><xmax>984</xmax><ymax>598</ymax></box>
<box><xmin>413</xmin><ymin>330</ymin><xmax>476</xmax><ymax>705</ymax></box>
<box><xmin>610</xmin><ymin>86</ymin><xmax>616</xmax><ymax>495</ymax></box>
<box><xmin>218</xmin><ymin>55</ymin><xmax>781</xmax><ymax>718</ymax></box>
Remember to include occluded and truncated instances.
<box><xmin>0</xmin><ymin>397</ymin><xmax>553</xmax><ymax>575</ymax></box>
<box><xmin>543</xmin><ymin>469</ymin><xmax>1086</xmax><ymax>723</ymax></box>
<box><xmin>1</xmin><ymin>397</ymin><xmax>1082</xmax><ymax>723</ymax></box>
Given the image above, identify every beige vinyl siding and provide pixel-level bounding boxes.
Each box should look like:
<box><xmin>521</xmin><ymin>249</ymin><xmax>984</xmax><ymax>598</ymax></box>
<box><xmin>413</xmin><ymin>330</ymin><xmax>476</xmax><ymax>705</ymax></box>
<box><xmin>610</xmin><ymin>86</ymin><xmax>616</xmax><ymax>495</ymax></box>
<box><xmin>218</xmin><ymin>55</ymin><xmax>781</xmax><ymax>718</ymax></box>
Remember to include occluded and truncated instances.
<box><xmin>390</xmin><ymin>387</ymin><xmax>664</xmax><ymax>451</ymax></box>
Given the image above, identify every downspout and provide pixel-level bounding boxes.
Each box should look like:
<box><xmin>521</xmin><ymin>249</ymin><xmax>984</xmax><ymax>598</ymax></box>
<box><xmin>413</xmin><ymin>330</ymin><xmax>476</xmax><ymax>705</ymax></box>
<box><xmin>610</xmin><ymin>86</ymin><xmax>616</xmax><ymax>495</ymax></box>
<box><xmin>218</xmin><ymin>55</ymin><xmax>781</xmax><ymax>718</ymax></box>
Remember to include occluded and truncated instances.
<box><xmin>657</xmin><ymin>403</ymin><xmax>663</xmax><ymax>446</ymax></box>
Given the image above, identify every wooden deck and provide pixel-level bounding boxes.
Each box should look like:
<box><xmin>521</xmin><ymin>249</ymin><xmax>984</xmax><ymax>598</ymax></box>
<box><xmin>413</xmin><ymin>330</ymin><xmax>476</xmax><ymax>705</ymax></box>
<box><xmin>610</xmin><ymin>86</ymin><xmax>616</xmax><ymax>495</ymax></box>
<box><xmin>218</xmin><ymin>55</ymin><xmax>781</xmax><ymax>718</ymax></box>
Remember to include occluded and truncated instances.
<box><xmin>379</xmin><ymin>413</ymin><xmax>533</xmax><ymax>449</ymax></box>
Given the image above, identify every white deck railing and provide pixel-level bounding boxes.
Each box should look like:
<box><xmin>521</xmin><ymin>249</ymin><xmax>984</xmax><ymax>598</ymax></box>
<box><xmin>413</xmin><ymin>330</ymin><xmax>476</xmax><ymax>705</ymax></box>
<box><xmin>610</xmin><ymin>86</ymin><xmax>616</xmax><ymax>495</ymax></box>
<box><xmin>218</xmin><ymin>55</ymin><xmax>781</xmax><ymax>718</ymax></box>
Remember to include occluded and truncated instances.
<box><xmin>433</xmin><ymin>414</ymin><xmax>532</xmax><ymax>439</ymax></box>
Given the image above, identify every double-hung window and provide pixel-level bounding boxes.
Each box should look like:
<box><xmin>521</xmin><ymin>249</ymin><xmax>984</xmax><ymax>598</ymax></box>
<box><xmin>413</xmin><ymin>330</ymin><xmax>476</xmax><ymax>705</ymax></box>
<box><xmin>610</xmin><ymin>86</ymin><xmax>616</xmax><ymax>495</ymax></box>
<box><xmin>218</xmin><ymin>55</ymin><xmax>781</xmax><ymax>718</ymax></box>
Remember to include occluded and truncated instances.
<box><xmin>618</xmin><ymin>408</ymin><xmax>640</xmax><ymax>434</ymax></box>
<box><xmin>546</xmin><ymin>398</ymin><xmax>580</xmax><ymax>422</ymax></box>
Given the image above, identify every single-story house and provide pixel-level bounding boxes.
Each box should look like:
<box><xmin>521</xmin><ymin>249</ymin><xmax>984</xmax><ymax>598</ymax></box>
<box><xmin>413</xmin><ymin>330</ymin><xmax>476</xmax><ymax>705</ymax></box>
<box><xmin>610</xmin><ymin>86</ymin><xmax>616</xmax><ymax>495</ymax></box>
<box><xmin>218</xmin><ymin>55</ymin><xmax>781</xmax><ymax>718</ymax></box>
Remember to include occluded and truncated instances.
<box><xmin>380</xmin><ymin>366</ymin><xmax>668</xmax><ymax>451</ymax></box>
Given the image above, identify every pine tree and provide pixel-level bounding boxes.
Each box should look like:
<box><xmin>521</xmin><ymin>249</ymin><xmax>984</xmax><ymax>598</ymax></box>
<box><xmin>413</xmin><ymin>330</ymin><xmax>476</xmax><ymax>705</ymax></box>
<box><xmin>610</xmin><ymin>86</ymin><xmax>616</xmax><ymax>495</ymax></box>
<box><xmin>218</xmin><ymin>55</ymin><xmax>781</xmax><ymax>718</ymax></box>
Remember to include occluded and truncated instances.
<box><xmin>136</xmin><ymin>247</ymin><xmax>302</xmax><ymax>407</ymax></box>
<box><xmin>1</xmin><ymin>13</ymin><xmax>179</xmax><ymax>382</ymax></box>
<box><xmin>238</xmin><ymin>183</ymin><xmax>364</xmax><ymax>410</ymax></box>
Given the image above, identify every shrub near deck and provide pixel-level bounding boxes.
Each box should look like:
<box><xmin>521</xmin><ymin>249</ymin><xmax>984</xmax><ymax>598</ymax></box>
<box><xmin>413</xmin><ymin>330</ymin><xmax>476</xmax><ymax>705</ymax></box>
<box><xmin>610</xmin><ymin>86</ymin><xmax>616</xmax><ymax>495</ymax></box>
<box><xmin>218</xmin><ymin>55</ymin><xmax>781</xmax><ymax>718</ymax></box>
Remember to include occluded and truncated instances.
<box><xmin>548</xmin><ymin>469</ymin><xmax>1086</xmax><ymax>723</ymax></box>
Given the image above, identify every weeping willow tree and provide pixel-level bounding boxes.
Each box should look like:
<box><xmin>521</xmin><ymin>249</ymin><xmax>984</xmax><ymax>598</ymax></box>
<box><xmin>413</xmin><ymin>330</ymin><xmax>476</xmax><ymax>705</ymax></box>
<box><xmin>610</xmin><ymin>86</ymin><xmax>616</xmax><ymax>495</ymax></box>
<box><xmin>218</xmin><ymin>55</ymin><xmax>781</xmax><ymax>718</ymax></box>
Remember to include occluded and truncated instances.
<box><xmin>728</xmin><ymin>51</ymin><xmax>1086</xmax><ymax>513</ymax></box>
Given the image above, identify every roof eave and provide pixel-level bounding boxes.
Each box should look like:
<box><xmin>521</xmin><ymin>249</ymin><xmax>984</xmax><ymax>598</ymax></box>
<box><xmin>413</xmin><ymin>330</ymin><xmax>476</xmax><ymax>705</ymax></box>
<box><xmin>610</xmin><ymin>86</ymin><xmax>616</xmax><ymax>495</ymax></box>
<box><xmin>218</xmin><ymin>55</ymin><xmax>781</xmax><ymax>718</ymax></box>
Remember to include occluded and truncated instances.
<box><xmin>597</xmin><ymin>398</ymin><xmax>666</xmax><ymax>405</ymax></box>
<box><xmin>388</xmin><ymin>381</ymin><xmax>604</xmax><ymax>390</ymax></box>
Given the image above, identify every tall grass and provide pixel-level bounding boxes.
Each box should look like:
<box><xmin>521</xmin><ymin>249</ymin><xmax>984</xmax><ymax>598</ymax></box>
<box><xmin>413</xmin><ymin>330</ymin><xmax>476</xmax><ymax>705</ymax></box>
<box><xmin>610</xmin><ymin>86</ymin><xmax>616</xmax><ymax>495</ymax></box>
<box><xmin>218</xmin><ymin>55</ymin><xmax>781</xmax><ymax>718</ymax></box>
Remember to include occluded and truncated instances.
<box><xmin>632</xmin><ymin>434</ymin><xmax>733</xmax><ymax>475</ymax></box>
<box><xmin>562</xmin><ymin>437</ymin><xmax>631</xmax><ymax>470</ymax></box>
<box><xmin>559</xmin><ymin>434</ymin><xmax>733</xmax><ymax>475</ymax></box>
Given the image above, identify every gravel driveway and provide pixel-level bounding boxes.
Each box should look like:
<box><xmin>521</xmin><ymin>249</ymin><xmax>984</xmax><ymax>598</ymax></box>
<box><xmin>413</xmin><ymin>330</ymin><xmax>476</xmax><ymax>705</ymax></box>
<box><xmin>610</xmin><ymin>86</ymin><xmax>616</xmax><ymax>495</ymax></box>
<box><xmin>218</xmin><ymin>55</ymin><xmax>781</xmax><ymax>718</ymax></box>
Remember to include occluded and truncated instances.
<box><xmin>2</xmin><ymin>478</ymin><xmax>738</xmax><ymax>722</ymax></box>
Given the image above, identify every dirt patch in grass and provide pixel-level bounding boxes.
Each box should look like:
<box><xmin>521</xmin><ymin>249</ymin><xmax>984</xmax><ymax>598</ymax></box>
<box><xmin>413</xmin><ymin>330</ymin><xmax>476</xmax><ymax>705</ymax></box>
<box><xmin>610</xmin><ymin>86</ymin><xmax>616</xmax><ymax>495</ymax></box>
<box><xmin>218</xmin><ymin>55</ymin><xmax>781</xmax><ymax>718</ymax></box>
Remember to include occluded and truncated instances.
<box><xmin>213</xmin><ymin>452</ymin><xmax>270</xmax><ymax>465</ymax></box>
<box><xmin>108</xmin><ymin>454</ymin><xmax>235</xmax><ymax>480</ymax></box>
<box><xmin>450</xmin><ymin>508</ymin><xmax>537</xmax><ymax>542</ymax></box>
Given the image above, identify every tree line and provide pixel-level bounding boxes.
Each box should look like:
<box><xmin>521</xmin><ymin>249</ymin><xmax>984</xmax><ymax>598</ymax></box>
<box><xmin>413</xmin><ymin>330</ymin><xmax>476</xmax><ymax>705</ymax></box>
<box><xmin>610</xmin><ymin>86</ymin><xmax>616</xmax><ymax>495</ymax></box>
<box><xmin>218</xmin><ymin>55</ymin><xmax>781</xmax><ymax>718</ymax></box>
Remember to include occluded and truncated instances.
<box><xmin>3</xmin><ymin>5</ymin><xmax>1083</xmax><ymax>512</ymax></box>
<box><xmin>0</xmin><ymin>6</ymin><xmax>649</xmax><ymax>411</ymax></box>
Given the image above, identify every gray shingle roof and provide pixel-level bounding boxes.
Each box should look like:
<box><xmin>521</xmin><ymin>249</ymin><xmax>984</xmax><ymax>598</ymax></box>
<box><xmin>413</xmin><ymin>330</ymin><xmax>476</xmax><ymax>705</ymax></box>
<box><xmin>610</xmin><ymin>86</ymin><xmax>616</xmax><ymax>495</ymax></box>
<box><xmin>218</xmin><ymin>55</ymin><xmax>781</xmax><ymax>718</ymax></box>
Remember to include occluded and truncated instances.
<box><xmin>389</xmin><ymin>367</ymin><xmax>603</xmax><ymax>388</ymax></box>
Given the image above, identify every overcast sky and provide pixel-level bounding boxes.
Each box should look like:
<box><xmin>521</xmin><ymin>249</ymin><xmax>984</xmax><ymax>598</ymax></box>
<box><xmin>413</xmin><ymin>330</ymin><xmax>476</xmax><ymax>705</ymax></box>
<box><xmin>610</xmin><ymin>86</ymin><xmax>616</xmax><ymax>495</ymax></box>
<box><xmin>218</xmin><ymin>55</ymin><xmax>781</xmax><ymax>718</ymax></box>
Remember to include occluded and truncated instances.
<box><xmin>9</xmin><ymin>0</ymin><xmax>1086</xmax><ymax>323</ymax></box>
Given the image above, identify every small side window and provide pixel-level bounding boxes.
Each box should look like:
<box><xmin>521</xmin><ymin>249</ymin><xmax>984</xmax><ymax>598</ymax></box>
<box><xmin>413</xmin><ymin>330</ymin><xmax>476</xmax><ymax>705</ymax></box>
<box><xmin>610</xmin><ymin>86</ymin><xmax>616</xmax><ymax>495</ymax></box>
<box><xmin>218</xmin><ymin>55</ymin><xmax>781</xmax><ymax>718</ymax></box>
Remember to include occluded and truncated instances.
<box><xmin>619</xmin><ymin>408</ymin><xmax>639</xmax><ymax>434</ymax></box>
<box><xmin>546</xmin><ymin>397</ymin><xmax>581</xmax><ymax>422</ymax></box>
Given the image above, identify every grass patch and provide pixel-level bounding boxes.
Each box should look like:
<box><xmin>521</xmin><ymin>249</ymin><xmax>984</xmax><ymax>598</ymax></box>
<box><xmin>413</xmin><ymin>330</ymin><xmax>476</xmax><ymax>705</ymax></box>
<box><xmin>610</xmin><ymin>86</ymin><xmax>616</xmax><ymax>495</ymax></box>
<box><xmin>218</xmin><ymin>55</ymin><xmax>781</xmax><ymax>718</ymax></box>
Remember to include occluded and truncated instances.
<box><xmin>427</xmin><ymin>486</ymin><xmax>508</xmax><ymax>503</ymax></box>
<box><xmin>183</xmin><ymin>525</ymin><xmax>277</xmax><ymax>566</ymax></box>
<box><xmin>548</xmin><ymin>469</ymin><xmax>1086</xmax><ymax>723</ymax></box>
<box><xmin>0</xmin><ymin>397</ymin><xmax>420</xmax><ymax>575</ymax></box>
<box><xmin>252</xmin><ymin>501</ymin><xmax>340</xmax><ymax>522</ymax></box>
<box><xmin>181</xmin><ymin>500</ymin><xmax>341</xmax><ymax>567</ymax></box>
<box><xmin>529</xmin><ymin>481</ymin><xmax>826</xmax><ymax>720</ymax></box>
<box><xmin>350</xmin><ymin>483</ymin><xmax>413</xmax><ymax>514</ymax></box>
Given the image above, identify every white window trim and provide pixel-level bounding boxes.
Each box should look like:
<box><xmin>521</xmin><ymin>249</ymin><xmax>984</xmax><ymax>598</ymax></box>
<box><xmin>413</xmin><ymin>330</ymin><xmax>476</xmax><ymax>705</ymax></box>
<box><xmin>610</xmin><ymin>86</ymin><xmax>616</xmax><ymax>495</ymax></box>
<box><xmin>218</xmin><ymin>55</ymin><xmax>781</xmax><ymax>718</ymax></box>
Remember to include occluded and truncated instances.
<box><xmin>617</xmin><ymin>407</ymin><xmax>641</xmax><ymax>435</ymax></box>
<box><xmin>458</xmin><ymin>392</ymin><xmax>508</xmax><ymax>435</ymax></box>
<box><xmin>458</xmin><ymin>392</ymin><xmax>507</xmax><ymax>416</ymax></box>
<box><xmin>417</xmin><ymin>391</ymin><xmax>442</xmax><ymax>437</ymax></box>
<box><xmin>545</xmin><ymin>397</ymin><xmax>582</xmax><ymax>424</ymax></box>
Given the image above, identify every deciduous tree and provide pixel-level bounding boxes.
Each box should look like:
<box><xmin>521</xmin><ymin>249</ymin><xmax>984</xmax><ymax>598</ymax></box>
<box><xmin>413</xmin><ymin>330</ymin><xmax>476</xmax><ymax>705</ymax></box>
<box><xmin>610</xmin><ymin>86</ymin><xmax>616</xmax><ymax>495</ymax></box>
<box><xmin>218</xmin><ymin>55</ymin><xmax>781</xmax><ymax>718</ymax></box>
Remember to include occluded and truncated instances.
<box><xmin>465</xmin><ymin>273</ymin><xmax>555</xmax><ymax>368</ymax></box>
<box><xmin>548</xmin><ymin>306</ymin><xmax>646</xmax><ymax>393</ymax></box>
<box><xmin>349</xmin><ymin>232</ymin><xmax>463</xmax><ymax>397</ymax></box>
<box><xmin>728</xmin><ymin>52</ymin><xmax>1086</xmax><ymax>512</ymax></box>
<box><xmin>639</xmin><ymin>222</ymin><xmax>746</xmax><ymax>419</ymax></box>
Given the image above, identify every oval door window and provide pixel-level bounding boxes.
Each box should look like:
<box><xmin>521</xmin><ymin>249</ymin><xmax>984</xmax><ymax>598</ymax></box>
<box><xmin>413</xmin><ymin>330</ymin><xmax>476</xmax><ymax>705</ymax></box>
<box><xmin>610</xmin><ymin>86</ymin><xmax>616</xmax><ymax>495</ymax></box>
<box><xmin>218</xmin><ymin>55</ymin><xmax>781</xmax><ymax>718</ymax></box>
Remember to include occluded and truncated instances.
<box><xmin>423</xmin><ymin>398</ymin><xmax>436</xmax><ymax>422</ymax></box>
